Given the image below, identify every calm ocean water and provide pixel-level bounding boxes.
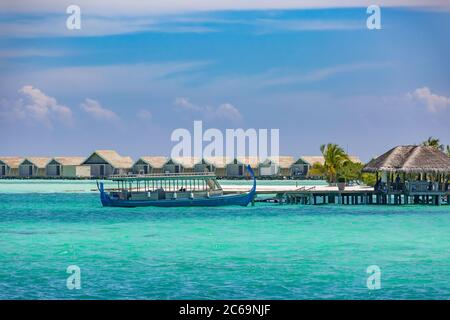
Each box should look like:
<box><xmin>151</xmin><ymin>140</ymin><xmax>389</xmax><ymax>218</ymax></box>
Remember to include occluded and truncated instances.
<box><xmin>0</xmin><ymin>180</ymin><xmax>449</xmax><ymax>299</ymax></box>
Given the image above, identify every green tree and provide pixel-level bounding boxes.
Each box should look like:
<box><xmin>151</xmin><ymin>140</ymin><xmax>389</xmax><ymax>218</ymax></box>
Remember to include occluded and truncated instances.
<box><xmin>446</xmin><ymin>145</ymin><xmax>450</xmax><ymax>157</ymax></box>
<box><xmin>307</xmin><ymin>162</ymin><xmax>326</xmax><ymax>178</ymax></box>
<box><xmin>320</xmin><ymin>143</ymin><xmax>349</xmax><ymax>183</ymax></box>
<box><xmin>423</xmin><ymin>137</ymin><xmax>444</xmax><ymax>151</ymax></box>
<box><xmin>337</xmin><ymin>161</ymin><xmax>364</xmax><ymax>182</ymax></box>
<box><xmin>361</xmin><ymin>173</ymin><xmax>377</xmax><ymax>187</ymax></box>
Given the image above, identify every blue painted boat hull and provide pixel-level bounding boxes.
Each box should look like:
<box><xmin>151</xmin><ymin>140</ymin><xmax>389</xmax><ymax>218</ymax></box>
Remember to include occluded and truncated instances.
<box><xmin>100</xmin><ymin>192</ymin><xmax>255</xmax><ymax>207</ymax></box>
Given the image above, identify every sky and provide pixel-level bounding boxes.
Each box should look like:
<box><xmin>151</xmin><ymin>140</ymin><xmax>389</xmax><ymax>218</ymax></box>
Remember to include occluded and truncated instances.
<box><xmin>0</xmin><ymin>1</ymin><xmax>450</xmax><ymax>161</ymax></box>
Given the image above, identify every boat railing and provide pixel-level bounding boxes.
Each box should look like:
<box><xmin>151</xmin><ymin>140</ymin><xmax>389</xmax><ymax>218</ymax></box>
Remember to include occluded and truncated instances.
<box><xmin>108</xmin><ymin>171</ymin><xmax>216</xmax><ymax>179</ymax></box>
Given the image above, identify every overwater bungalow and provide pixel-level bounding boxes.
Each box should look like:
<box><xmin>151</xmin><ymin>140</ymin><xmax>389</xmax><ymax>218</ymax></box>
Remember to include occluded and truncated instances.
<box><xmin>46</xmin><ymin>157</ymin><xmax>90</xmax><ymax>178</ymax></box>
<box><xmin>201</xmin><ymin>157</ymin><xmax>232</xmax><ymax>177</ymax></box>
<box><xmin>291</xmin><ymin>157</ymin><xmax>313</xmax><ymax>178</ymax></box>
<box><xmin>278</xmin><ymin>156</ymin><xmax>296</xmax><ymax>177</ymax></box>
<box><xmin>227</xmin><ymin>157</ymin><xmax>260</xmax><ymax>178</ymax></box>
<box><xmin>0</xmin><ymin>157</ymin><xmax>23</xmax><ymax>177</ymax></box>
<box><xmin>194</xmin><ymin>157</ymin><xmax>235</xmax><ymax>175</ymax></box>
<box><xmin>133</xmin><ymin>156</ymin><xmax>168</xmax><ymax>174</ymax></box>
<box><xmin>363</xmin><ymin>145</ymin><xmax>450</xmax><ymax>205</ymax></box>
<box><xmin>164</xmin><ymin>157</ymin><xmax>201</xmax><ymax>174</ymax></box>
<box><xmin>19</xmin><ymin>157</ymin><xmax>52</xmax><ymax>177</ymax></box>
<box><xmin>259</xmin><ymin>156</ymin><xmax>295</xmax><ymax>177</ymax></box>
<box><xmin>82</xmin><ymin>150</ymin><xmax>133</xmax><ymax>178</ymax></box>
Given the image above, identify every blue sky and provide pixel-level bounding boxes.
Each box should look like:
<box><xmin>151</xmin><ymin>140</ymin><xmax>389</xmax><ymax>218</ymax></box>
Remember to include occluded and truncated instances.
<box><xmin>1</xmin><ymin>1</ymin><xmax>449</xmax><ymax>161</ymax></box>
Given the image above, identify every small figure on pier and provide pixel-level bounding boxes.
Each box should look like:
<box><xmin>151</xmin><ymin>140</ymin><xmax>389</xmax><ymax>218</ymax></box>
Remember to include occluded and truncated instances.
<box><xmin>395</xmin><ymin>174</ymin><xmax>401</xmax><ymax>191</ymax></box>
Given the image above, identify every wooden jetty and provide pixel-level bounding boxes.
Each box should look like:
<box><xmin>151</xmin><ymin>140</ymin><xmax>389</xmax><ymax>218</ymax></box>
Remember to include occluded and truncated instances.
<box><xmin>222</xmin><ymin>184</ymin><xmax>450</xmax><ymax>206</ymax></box>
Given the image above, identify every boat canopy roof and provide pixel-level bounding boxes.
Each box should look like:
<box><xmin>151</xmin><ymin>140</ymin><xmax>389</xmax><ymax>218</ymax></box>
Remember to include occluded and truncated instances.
<box><xmin>108</xmin><ymin>172</ymin><xmax>216</xmax><ymax>181</ymax></box>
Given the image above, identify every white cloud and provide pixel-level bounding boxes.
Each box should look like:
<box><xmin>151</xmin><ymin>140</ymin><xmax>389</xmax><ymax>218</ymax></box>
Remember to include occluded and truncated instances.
<box><xmin>174</xmin><ymin>97</ymin><xmax>202</xmax><ymax>111</ymax></box>
<box><xmin>80</xmin><ymin>98</ymin><xmax>118</xmax><ymax>121</ymax></box>
<box><xmin>174</xmin><ymin>97</ymin><xmax>242</xmax><ymax>122</ymax></box>
<box><xmin>213</xmin><ymin>103</ymin><xmax>243</xmax><ymax>122</ymax></box>
<box><xmin>0</xmin><ymin>16</ymin><xmax>215</xmax><ymax>38</ymax></box>
<box><xmin>136</xmin><ymin>109</ymin><xmax>153</xmax><ymax>120</ymax></box>
<box><xmin>0</xmin><ymin>85</ymin><xmax>73</xmax><ymax>128</ymax></box>
<box><xmin>406</xmin><ymin>87</ymin><xmax>450</xmax><ymax>113</ymax></box>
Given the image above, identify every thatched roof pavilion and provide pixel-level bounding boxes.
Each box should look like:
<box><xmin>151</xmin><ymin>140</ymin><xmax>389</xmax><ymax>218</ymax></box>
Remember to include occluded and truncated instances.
<box><xmin>363</xmin><ymin>145</ymin><xmax>450</xmax><ymax>174</ymax></box>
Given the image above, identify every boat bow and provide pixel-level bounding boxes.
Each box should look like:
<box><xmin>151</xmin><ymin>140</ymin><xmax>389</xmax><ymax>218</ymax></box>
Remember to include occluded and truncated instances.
<box><xmin>246</xmin><ymin>164</ymin><xmax>257</xmax><ymax>203</ymax></box>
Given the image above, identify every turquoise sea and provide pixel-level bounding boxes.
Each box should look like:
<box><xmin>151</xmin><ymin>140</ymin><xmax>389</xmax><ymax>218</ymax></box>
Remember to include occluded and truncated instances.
<box><xmin>0</xmin><ymin>180</ymin><xmax>449</xmax><ymax>299</ymax></box>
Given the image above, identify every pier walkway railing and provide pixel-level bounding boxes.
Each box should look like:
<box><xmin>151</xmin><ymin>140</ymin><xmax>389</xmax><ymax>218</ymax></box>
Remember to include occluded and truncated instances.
<box><xmin>376</xmin><ymin>181</ymin><xmax>450</xmax><ymax>195</ymax></box>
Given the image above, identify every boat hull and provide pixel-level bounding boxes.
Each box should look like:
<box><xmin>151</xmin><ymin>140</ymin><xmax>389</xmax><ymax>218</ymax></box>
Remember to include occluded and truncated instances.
<box><xmin>100</xmin><ymin>192</ymin><xmax>254</xmax><ymax>207</ymax></box>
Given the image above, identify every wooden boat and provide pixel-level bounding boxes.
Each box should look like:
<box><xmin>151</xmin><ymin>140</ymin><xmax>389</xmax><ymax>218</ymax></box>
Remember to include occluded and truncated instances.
<box><xmin>98</xmin><ymin>165</ymin><xmax>256</xmax><ymax>207</ymax></box>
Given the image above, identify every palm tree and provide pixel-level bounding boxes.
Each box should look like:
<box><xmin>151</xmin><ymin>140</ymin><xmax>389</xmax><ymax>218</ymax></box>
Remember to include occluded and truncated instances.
<box><xmin>320</xmin><ymin>143</ymin><xmax>349</xmax><ymax>183</ymax></box>
<box><xmin>423</xmin><ymin>137</ymin><xmax>444</xmax><ymax>151</ymax></box>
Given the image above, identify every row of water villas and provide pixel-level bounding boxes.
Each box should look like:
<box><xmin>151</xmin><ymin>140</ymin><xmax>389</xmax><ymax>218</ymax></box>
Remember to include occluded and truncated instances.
<box><xmin>0</xmin><ymin>150</ymin><xmax>361</xmax><ymax>179</ymax></box>
<box><xmin>0</xmin><ymin>151</ymin><xmax>131</xmax><ymax>179</ymax></box>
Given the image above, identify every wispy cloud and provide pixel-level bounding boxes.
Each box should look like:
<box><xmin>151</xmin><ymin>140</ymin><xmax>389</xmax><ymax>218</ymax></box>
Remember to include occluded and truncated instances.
<box><xmin>0</xmin><ymin>15</ymin><xmax>216</xmax><ymax>38</ymax></box>
<box><xmin>136</xmin><ymin>109</ymin><xmax>153</xmax><ymax>120</ymax></box>
<box><xmin>0</xmin><ymin>85</ymin><xmax>73</xmax><ymax>128</ymax></box>
<box><xmin>2</xmin><ymin>1</ymin><xmax>449</xmax><ymax>15</ymax></box>
<box><xmin>261</xmin><ymin>63</ymin><xmax>389</xmax><ymax>86</ymax></box>
<box><xmin>0</xmin><ymin>49</ymin><xmax>68</xmax><ymax>58</ymax></box>
<box><xmin>2</xmin><ymin>0</ymin><xmax>449</xmax><ymax>38</ymax></box>
<box><xmin>196</xmin><ymin>63</ymin><xmax>390</xmax><ymax>93</ymax></box>
<box><xmin>0</xmin><ymin>11</ymin><xmax>364</xmax><ymax>38</ymax></box>
<box><xmin>174</xmin><ymin>97</ymin><xmax>203</xmax><ymax>111</ymax></box>
<box><xmin>406</xmin><ymin>87</ymin><xmax>450</xmax><ymax>113</ymax></box>
<box><xmin>253</xmin><ymin>18</ymin><xmax>363</xmax><ymax>32</ymax></box>
<box><xmin>174</xmin><ymin>97</ymin><xmax>243</xmax><ymax>122</ymax></box>
<box><xmin>80</xmin><ymin>98</ymin><xmax>118</xmax><ymax>121</ymax></box>
<box><xmin>3</xmin><ymin>61</ymin><xmax>211</xmax><ymax>96</ymax></box>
